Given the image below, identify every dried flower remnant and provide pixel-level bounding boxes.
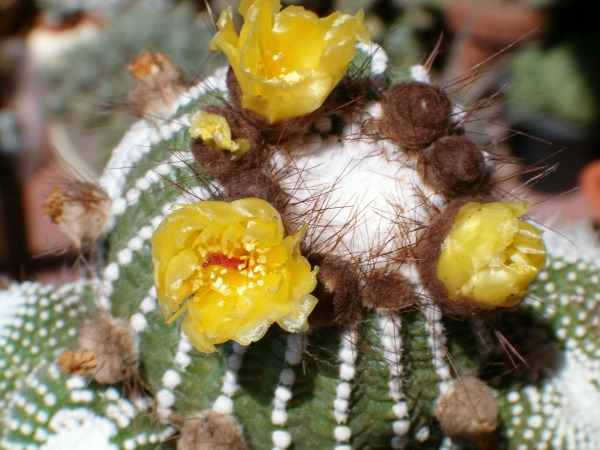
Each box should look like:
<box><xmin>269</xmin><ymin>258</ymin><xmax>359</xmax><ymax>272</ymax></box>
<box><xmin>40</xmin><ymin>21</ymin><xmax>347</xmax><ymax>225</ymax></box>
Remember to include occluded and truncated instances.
<box><xmin>78</xmin><ymin>317</ymin><xmax>139</xmax><ymax>384</ymax></box>
<box><xmin>56</xmin><ymin>350</ymin><xmax>98</xmax><ymax>377</ymax></box>
<box><xmin>434</xmin><ymin>377</ymin><xmax>498</xmax><ymax>445</ymax></box>
<box><xmin>210</xmin><ymin>0</ymin><xmax>370</xmax><ymax>123</ymax></box>
<box><xmin>177</xmin><ymin>411</ymin><xmax>246</xmax><ymax>450</ymax></box>
<box><xmin>44</xmin><ymin>181</ymin><xmax>112</xmax><ymax>249</ymax></box>
<box><xmin>189</xmin><ymin>112</ymin><xmax>251</xmax><ymax>157</ymax></box>
<box><xmin>127</xmin><ymin>49</ymin><xmax>185</xmax><ymax>118</ymax></box>
<box><xmin>437</xmin><ymin>201</ymin><xmax>546</xmax><ymax>309</ymax></box>
<box><xmin>151</xmin><ymin>198</ymin><xmax>318</xmax><ymax>353</ymax></box>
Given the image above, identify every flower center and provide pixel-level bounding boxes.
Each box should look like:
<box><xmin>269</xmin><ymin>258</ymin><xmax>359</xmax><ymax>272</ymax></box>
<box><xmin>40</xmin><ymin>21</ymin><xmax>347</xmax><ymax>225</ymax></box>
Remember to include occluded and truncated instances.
<box><xmin>203</xmin><ymin>253</ymin><xmax>247</xmax><ymax>270</ymax></box>
<box><xmin>256</xmin><ymin>50</ymin><xmax>303</xmax><ymax>84</ymax></box>
<box><xmin>191</xmin><ymin>239</ymin><xmax>271</xmax><ymax>297</ymax></box>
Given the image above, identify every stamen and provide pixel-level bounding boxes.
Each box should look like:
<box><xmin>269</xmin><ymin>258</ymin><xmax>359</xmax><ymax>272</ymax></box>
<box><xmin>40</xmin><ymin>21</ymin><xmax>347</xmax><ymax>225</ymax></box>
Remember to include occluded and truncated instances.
<box><xmin>166</xmin><ymin>303</ymin><xmax>190</xmax><ymax>325</ymax></box>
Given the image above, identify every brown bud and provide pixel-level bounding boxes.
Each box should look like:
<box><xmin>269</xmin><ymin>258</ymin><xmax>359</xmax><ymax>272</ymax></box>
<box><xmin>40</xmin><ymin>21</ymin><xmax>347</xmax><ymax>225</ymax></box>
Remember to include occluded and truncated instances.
<box><xmin>223</xmin><ymin>171</ymin><xmax>288</xmax><ymax>214</ymax></box>
<box><xmin>78</xmin><ymin>317</ymin><xmax>138</xmax><ymax>385</ymax></box>
<box><xmin>379</xmin><ymin>81</ymin><xmax>452</xmax><ymax>150</ymax></box>
<box><xmin>434</xmin><ymin>377</ymin><xmax>498</xmax><ymax>445</ymax></box>
<box><xmin>44</xmin><ymin>181</ymin><xmax>112</xmax><ymax>249</ymax></box>
<box><xmin>177</xmin><ymin>411</ymin><xmax>246</xmax><ymax>450</ymax></box>
<box><xmin>308</xmin><ymin>254</ymin><xmax>360</xmax><ymax>327</ymax></box>
<box><xmin>363</xmin><ymin>269</ymin><xmax>415</xmax><ymax>311</ymax></box>
<box><xmin>418</xmin><ymin>135</ymin><xmax>489</xmax><ymax>199</ymax></box>
<box><xmin>127</xmin><ymin>49</ymin><xmax>185</xmax><ymax>119</ymax></box>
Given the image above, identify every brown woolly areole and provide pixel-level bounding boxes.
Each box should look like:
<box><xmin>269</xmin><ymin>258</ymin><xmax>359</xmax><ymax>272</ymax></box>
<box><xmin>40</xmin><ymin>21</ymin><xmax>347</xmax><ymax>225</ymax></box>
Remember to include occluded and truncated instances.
<box><xmin>415</xmin><ymin>196</ymin><xmax>497</xmax><ymax>317</ymax></box>
<box><xmin>362</xmin><ymin>268</ymin><xmax>415</xmax><ymax>311</ymax></box>
<box><xmin>223</xmin><ymin>171</ymin><xmax>288</xmax><ymax>213</ymax></box>
<box><xmin>176</xmin><ymin>411</ymin><xmax>246</xmax><ymax>450</ymax></box>
<box><xmin>308</xmin><ymin>254</ymin><xmax>361</xmax><ymax>327</ymax></box>
<box><xmin>434</xmin><ymin>376</ymin><xmax>498</xmax><ymax>446</ymax></box>
<box><xmin>417</xmin><ymin>135</ymin><xmax>490</xmax><ymax>199</ymax></box>
<box><xmin>222</xmin><ymin>170</ymin><xmax>297</xmax><ymax>236</ymax></box>
<box><xmin>77</xmin><ymin>316</ymin><xmax>139</xmax><ymax>385</ymax></box>
<box><xmin>378</xmin><ymin>81</ymin><xmax>452</xmax><ymax>150</ymax></box>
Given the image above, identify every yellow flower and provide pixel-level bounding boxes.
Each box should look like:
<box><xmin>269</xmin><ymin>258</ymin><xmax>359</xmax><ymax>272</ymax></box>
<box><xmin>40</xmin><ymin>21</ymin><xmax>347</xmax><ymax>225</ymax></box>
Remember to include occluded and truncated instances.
<box><xmin>151</xmin><ymin>198</ymin><xmax>318</xmax><ymax>353</ymax></box>
<box><xmin>210</xmin><ymin>0</ymin><xmax>370</xmax><ymax>123</ymax></box>
<box><xmin>189</xmin><ymin>112</ymin><xmax>251</xmax><ymax>156</ymax></box>
<box><xmin>437</xmin><ymin>201</ymin><xmax>546</xmax><ymax>309</ymax></box>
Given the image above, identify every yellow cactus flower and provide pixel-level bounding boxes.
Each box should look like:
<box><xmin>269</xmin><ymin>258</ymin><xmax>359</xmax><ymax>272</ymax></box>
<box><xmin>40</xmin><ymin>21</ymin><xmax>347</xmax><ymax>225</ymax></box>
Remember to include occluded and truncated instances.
<box><xmin>437</xmin><ymin>201</ymin><xmax>546</xmax><ymax>309</ymax></box>
<box><xmin>189</xmin><ymin>112</ymin><xmax>251</xmax><ymax>156</ymax></box>
<box><xmin>151</xmin><ymin>198</ymin><xmax>319</xmax><ymax>353</ymax></box>
<box><xmin>210</xmin><ymin>0</ymin><xmax>370</xmax><ymax>123</ymax></box>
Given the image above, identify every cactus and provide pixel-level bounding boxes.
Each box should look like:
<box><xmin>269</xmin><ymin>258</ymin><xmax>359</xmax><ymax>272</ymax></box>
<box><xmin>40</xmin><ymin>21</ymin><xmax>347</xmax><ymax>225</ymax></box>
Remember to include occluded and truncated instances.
<box><xmin>2</xmin><ymin>6</ymin><xmax>600</xmax><ymax>450</ymax></box>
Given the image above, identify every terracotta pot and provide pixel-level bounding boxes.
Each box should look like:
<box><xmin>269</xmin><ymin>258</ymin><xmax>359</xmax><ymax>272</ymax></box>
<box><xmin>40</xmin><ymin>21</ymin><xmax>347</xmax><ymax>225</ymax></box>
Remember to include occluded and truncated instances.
<box><xmin>580</xmin><ymin>160</ymin><xmax>600</xmax><ymax>221</ymax></box>
<box><xmin>445</xmin><ymin>0</ymin><xmax>547</xmax><ymax>75</ymax></box>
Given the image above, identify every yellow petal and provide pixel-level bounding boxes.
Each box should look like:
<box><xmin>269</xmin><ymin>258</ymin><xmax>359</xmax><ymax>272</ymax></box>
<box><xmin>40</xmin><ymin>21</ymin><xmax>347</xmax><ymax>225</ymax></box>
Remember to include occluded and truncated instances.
<box><xmin>189</xmin><ymin>112</ymin><xmax>251</xmax><ymax>155</ymax></box>
<box><xmin>437</xmin><ymin>201</ymin><xmax>546</xmax><ymax>309</ymax></box>
<box><xmin>278</xmin><ymin>293</ymin><xmax>318</xmax><ymax>332</ymax></box>
<box><xmin>210</xmin><ymin>0</ymin><xmax>370</xmax><ymax>122</ymax></box>
<box><xmin>163</xmin><ymin>248</ymin><xmax>198</xmax><ymax>299</ymax></box>
<box><xmin>181</xmin><ymin>314</ymin><xmax>218</xmax><ymax>353</ymax></box>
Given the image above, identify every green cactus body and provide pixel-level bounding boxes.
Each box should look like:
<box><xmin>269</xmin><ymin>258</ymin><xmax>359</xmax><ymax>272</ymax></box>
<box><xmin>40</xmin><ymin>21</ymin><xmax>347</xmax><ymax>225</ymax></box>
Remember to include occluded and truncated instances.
<box><xmin>1</xmin><ymin>44</ymin><xmax>600</xmax><ymax>450</ymax></box>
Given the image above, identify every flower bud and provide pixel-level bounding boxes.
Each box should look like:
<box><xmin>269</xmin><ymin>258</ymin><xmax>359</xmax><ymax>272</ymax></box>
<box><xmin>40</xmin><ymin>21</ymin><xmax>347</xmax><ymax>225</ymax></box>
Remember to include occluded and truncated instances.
<box><xmin>379</xmin><ymin>81</ymin><xmax>452</xmax><ymax>149</ymax></box>
<box><xmin>418</xmin><ymin>135</ymin><xmax>489</xmax><ymax>198</ymax></box>
<box><xmin>189</xmin><ymin>112</ymin><xmax>251</xmax><ymax>157</ymax></box>
<box><xmin>436</xmin><ymin>201</ymin><xmax>546</xmax><ymax>309</ymax></box>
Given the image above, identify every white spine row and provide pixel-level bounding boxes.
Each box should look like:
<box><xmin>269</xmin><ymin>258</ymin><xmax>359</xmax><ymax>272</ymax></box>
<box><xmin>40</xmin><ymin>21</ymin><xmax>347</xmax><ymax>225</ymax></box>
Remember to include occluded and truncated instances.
<box><xmin>377</xmin><ymin>313</ymin><xmax>410</xmax><ymax>450</ymax></box>
<box><xmin>213</xmin><ymin>342</ymin><xmax>247</xmax><ymax>416</ymax></box>
<box><xmin>416</xmin><ymin>298</ymin><xmax>452</xmax><ymax>445</ymax></box>
<box><xmin>422</xmin><ymin>299</ymin><xmax>452</xmax><ymax>385</ymax></box>
<box><xmin>97</xmin><ymin>65</ymin><xmax>225</xmax><ymax>311</ymax></box>
<box><xmin>333</xmin><ymin>328</ymin><xmax>358</xmax><ymax>450</ymax></box>
<box><xmin>271</xmin><ymin>333</ymin><xmax>305</xmax><ymax>450</ymax></box>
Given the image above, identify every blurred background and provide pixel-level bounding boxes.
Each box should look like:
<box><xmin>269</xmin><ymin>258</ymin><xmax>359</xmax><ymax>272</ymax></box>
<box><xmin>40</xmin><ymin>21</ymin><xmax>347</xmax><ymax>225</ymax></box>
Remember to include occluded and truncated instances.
<box><xmin>1</xmin><ymin>0</ymin><xmax>600</xmax><ymax>282</ymax></box>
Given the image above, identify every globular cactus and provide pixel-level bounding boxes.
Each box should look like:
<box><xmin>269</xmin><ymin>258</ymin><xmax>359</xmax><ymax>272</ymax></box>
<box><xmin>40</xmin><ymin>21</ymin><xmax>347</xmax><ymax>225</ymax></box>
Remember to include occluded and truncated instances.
<box><xmin>2</xmin><ymin>2</ymin><xmax>600</xmax><ymax>449</ymax></box>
